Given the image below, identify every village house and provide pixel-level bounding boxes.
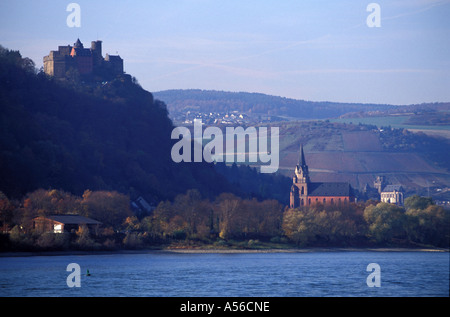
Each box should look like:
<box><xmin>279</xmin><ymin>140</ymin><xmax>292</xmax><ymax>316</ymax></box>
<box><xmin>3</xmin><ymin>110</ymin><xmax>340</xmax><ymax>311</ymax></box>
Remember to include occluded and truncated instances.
<box><xmin>32</xmin><ymin>215</ymin><xmax>101</xmax><ymax>234</ymax></box>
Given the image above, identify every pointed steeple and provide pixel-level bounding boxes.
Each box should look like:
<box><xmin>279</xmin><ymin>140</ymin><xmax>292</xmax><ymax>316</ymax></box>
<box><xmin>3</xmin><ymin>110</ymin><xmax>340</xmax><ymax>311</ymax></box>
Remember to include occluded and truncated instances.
<box><xmin>294</xmin><ymin>144</ymin><xmax>310</xmax><ymax>184</ymax></box>
<box><xmin>298</xmin><ymin>144</ymin><xmax>306</xmax><ymax>167</ymax></box>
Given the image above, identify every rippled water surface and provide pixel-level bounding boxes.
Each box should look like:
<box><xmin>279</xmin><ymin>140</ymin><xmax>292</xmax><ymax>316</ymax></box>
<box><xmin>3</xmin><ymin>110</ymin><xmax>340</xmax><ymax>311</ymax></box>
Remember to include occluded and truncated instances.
<box><xmin>0</xmin><ymin>251</ymin><xmax>448</xmax><ymax>297</ymax></box>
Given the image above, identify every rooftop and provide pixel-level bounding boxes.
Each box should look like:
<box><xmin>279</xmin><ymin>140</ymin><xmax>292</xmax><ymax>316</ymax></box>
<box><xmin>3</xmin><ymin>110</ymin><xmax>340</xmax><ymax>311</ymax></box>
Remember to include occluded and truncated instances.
<box><xmin>308</xmin><ymin>182</ymin><xmax>352</xmax><ymax>197</ymax></box>
<box><xmin>382</xmin><ymin>185</ymin><xmax>404</xmax><ymax>192</ymax></box>
<box><xmin>37</xmin><ymin>215</ymin><xmax>102</xmax><ymax>225</ymax></box>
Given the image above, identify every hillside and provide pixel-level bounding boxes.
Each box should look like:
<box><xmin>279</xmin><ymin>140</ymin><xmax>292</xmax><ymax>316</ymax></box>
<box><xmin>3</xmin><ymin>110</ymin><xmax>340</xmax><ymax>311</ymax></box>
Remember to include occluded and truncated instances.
<box><xmin>268</xmin><ymin>120</ymin><xmax>450</xmax><ymax>201</ymax></box>
<box><xmin>0</xmin><ymin>47</ymin><xmax>237</xmax><ymax>203</ymax></box>
<box><xmin>154</xmin><ymin>89</ymin><xmax>450</xmax><ymax>123</ymax></box>
<box><xmin>2</xmin><ymin>46</ymin><xmax>449</xmax><ymax>207</ymax></box>
<box><xmin>154</xmin><ymin>89</ymin><xmax>450</xmax><ymax>201</ymax></box>
<box><xmin>154</xmin><ymin>89</ymin><xmax>396</xmax><ymax>121</ymax></box>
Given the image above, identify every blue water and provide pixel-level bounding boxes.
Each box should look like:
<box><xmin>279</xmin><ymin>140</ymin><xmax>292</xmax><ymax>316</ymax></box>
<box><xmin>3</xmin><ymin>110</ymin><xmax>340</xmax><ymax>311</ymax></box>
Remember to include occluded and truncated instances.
<box><xmin>0</xmin><ymin>251</ymin><xmax>448</xmax><ymax>297</ymax></box>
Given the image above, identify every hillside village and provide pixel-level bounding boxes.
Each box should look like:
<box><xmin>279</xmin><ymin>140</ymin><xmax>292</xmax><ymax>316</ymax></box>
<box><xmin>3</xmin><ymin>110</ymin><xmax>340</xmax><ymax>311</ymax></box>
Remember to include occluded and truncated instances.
<box><xmin>170</xmin><ymin>109</ymin><xmax>281</xmax><ymax>126</ymax></box>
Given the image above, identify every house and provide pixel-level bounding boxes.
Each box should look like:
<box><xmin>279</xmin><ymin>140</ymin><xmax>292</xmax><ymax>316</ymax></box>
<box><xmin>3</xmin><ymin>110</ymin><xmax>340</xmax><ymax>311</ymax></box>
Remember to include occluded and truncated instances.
<box><xmin>289</xmin><ymin>145</ymin><xmax>355</xmax><ymax>208</ymax></box>
<box><xmin>380</xmin><ymin>185</ymin><xmax>404</xmax><ymax>206</ymax></box>
<box><xmin>131</xmin><ymin>196</ymin><xmax>155</xmax><ymax>217</ymax></box>
<box><xmin>32</xmin><ymin>215</ymin><xmax>102</xmax><ymax>234</ymax></box>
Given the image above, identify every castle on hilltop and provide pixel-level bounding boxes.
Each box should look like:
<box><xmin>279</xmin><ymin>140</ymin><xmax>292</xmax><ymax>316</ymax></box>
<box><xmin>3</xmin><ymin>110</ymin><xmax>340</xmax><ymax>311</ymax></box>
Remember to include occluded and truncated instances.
<box><xmin>43</xmin><ymin>39</ymin><xmax>123</xmax><ymax>80</ymax></box>
<box><xmin>290</xmin><ymin>145</ymin><xmax>355</xmax><ymax>208</ymax></box>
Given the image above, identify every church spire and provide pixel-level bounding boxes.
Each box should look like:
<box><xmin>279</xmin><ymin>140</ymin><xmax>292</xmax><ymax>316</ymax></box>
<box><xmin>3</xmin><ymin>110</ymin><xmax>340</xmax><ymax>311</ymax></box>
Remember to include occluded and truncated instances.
<box><xmin>298</xmin><ymin>144</ymin><xmax>306</xmax><ymax>167</ymax></box>
<box><xmin>294</xmin><ymin>144</ymin><xmax>310</xmax><ymax>184</ymax></box>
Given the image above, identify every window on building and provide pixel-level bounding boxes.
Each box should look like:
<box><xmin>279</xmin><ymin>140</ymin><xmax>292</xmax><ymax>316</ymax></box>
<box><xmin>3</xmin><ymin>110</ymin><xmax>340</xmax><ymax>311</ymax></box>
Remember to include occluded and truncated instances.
<box><xmin>53</xmin><ymin>224</ymin><xmax>62</xmax><ymax>234</ymax></box>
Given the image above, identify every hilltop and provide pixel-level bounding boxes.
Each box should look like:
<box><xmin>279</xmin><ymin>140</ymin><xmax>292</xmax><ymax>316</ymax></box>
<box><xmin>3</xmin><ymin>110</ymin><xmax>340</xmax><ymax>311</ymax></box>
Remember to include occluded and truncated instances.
<box><xmin>0</xmin><ymin>46</ymin><xmax>295</xmax><ymax>206</ymax></box>
<box><xmin>0</xmin><ymin>46</ymin><xmax>235</xmax><ymax>203</ymax></box>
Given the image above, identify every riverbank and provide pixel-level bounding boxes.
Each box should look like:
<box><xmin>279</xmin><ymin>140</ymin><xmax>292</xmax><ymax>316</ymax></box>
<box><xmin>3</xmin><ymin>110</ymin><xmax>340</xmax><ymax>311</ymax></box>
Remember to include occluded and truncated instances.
<box><xmin>1</xmin><ymin>246</ymin><xmax>448</xmax><ymax>257</ymax></box>
<box><xmin>163</xmin><ymin>247</ymin><xmax>449</xmax><ymax>253</ymax></box>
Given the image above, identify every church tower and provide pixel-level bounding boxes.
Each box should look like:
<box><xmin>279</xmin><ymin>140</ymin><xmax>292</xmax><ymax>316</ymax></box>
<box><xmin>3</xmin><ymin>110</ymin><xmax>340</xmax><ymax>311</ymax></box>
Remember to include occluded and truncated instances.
<box><xmin>290</xmin><ymin>144</ymin><xmax>310</xmax><ymax>208</ymax></box>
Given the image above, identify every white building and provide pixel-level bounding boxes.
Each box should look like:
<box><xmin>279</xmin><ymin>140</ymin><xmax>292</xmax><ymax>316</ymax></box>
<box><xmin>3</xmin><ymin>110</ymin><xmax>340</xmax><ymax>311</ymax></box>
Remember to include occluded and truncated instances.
<box><xmin>380</xmin><ymin>185</ymin><xmax>404</xmax><ymax>206</ymax></box>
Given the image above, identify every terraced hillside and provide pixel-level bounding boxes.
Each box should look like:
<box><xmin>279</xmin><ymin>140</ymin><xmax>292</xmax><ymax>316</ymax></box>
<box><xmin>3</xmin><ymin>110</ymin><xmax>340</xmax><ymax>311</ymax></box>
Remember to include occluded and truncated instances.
<box><xmin>272</xmin><ymin>121</ymin><xmax>450</xmax><ymax>200</ymax></box>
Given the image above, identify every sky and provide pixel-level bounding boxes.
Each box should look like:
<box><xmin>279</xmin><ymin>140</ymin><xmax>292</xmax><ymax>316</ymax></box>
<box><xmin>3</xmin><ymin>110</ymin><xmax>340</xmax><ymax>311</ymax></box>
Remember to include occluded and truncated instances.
<box><xmin>1</xmin><ymin>0</ymin><xmax>449</xmax><ymax>105</ymax></box>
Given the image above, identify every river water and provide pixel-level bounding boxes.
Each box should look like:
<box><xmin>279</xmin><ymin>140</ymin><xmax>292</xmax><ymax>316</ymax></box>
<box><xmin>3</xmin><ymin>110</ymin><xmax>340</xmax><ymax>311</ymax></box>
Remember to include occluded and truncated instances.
<box><xmin>0</xmin><ymin>251</ymin><xmax>448</xmax><ymax>297</ymax></box>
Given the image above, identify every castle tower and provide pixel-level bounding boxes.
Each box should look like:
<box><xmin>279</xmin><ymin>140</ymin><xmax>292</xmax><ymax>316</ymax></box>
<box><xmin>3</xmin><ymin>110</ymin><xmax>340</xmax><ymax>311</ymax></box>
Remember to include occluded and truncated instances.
<box><xmin>374</xmin><ymin>176</ymin><xmax>386</xmax><ymax>194</ymax></box>
<box><xmin>91</xmin><ymin>40</ymin><xmax>103</xmax><ymax>67</ymax></box>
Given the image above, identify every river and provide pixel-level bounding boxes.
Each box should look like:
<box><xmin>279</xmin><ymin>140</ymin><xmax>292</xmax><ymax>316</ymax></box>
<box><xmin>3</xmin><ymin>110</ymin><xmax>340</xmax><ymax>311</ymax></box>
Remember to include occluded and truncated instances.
<box><xmin>0</xmin><ymin>250</ymin><xmax>448</xmax><ymax>297</ymax></box>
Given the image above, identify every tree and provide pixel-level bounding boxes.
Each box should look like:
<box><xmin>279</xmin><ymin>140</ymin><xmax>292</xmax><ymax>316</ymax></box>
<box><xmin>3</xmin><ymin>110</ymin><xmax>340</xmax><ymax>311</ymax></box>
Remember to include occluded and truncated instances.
<box><xmin>0</xmin><ymin>191</ymin><xmax>14</xmax><ymax>232</ymax></box>
<box><xmin>363</xmin><ymin>202</ymin><xmax>406</xmax><ymax>243</ymax></box>
<box><xmin>282</xmin><ymin>208</ymin><xmax>317</xmax><ymax>246</ymax></box>
<box><xmin>173</xmin><ymin>189</ymin><xmax>206</xmax><ymax>238</ymax></box>
<box><xmin>404</xmin><ymin>195</ymin><xmax>433</xmax><ymax>211</ymax></box>
<box><xmin>74</xmin><ymin>224</ymin><xmax>97</xmax><ymax>250</ymax></box>
<box><xmin>81</xmin><ymin>190</ymin><xmax>132</xmax><ymax>229</ymax></box>
<box><xmin>405</xmin><ymin>204</ymin><xmax>449</xmax><ymax>247</ymax></box>
<box><xmin>282</xmin><ymin>204</ymin><xmax>363</xmax><ymax>246</ymax></box>
<box><xmin>214</xmin><ymin>193</ymin><xmax>242</xmax><ymax>240</ymax></box>
<box><xmin>19</xmin><ymin>189</ymin><xmax>82</xmax><ymax>231</ymax></box>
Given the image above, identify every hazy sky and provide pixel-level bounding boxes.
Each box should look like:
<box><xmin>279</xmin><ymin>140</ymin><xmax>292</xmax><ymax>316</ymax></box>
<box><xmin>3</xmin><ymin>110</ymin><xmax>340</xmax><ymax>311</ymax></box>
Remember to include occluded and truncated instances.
<box><xmin>1</xmin><ymin>0</ymin><xmax>449</xmax><ymax>105</ymax></box>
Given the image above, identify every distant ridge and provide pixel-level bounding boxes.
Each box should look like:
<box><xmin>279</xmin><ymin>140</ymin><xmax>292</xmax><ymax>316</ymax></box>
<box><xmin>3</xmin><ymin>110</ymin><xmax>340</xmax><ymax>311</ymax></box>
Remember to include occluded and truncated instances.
<box><xmin>154</xmin><ymin>89</ymin><xmax>448</xmax><ymax>120</ymax></box>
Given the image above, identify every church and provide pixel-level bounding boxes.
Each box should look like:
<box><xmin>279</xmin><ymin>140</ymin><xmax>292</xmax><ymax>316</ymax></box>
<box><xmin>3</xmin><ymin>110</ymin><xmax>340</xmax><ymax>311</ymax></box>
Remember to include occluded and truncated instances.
<box><xmin>289</xmin><ymin>145</ymin><xmax>355</xmax><ymax>208</ymax></box>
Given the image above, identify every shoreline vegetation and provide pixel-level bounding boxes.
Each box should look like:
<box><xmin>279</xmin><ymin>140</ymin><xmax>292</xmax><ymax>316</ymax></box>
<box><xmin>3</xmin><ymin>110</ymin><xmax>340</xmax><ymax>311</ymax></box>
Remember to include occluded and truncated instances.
<box><xmin>1</xmin><ymin>189</ymin><xmax>449</xmax><ymax>254</ymax></box>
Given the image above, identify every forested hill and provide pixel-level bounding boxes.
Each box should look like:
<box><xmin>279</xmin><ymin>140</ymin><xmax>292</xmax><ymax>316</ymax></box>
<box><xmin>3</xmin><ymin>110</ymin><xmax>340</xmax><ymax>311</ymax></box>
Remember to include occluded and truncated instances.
<box><xmin>153</xmin><ymin>89</ymin><xmax>393</xmax><ymax>119</ymax></box>
<box><xmin>154</xmin><ymin>89</ymin><xmax>449</xmax><ymax>120</ymax></box>
<box><xmin>0</xmin><ymin>47</ymin><xmax>237</xmax><ymax>203</ymax></box>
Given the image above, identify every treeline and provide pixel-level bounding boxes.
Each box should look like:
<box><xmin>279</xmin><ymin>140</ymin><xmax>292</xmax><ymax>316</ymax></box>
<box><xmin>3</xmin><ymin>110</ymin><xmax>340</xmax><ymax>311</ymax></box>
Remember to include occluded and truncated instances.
<box><xmin>0</xmin><ymin>189</ymin><xmax>284</xmax><ymax>251</ymax></box>
<box><xmin>378</xmin><ymin>126</ymin><xmax>450</xmax><ymax>172</ymax></box>
<box><xmin>0</xmin><ymin>189</ymin><xmax>133</xmax><ymax>251</ymax></box>
<box><xmin>1</xmin><ymin>189</ymin><xmax>448</xmax><ymax>251</ymax></box>
<box><xmin>284</xmin><ymin>196</ymin><xmax>449</xmax><ymax>247</ymax></box>
<box><xmin>405</xmin><ymin>111</ymin><xmax>450</xmax><ymax>126</ymax></box>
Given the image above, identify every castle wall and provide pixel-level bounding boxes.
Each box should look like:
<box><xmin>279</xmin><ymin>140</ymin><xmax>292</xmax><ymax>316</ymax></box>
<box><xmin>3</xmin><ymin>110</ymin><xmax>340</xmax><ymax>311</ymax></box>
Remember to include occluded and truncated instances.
<box><xmin>43</xmin><ymin>51</ymin><xmax>66</xmax><ymax>77</ymax></box>
<box><xmin>74</xmin><ymin>55</ymin><xmax>93</xmax><ymax>75</ymax></box>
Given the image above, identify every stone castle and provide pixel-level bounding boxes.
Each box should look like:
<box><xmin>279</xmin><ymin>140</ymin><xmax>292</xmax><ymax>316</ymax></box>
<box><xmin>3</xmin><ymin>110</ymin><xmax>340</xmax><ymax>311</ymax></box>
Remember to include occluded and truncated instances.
<box><xmin>43</xmin><ymin>39</ymin><xmax>123</xmax><ymax>80</ymax></box>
